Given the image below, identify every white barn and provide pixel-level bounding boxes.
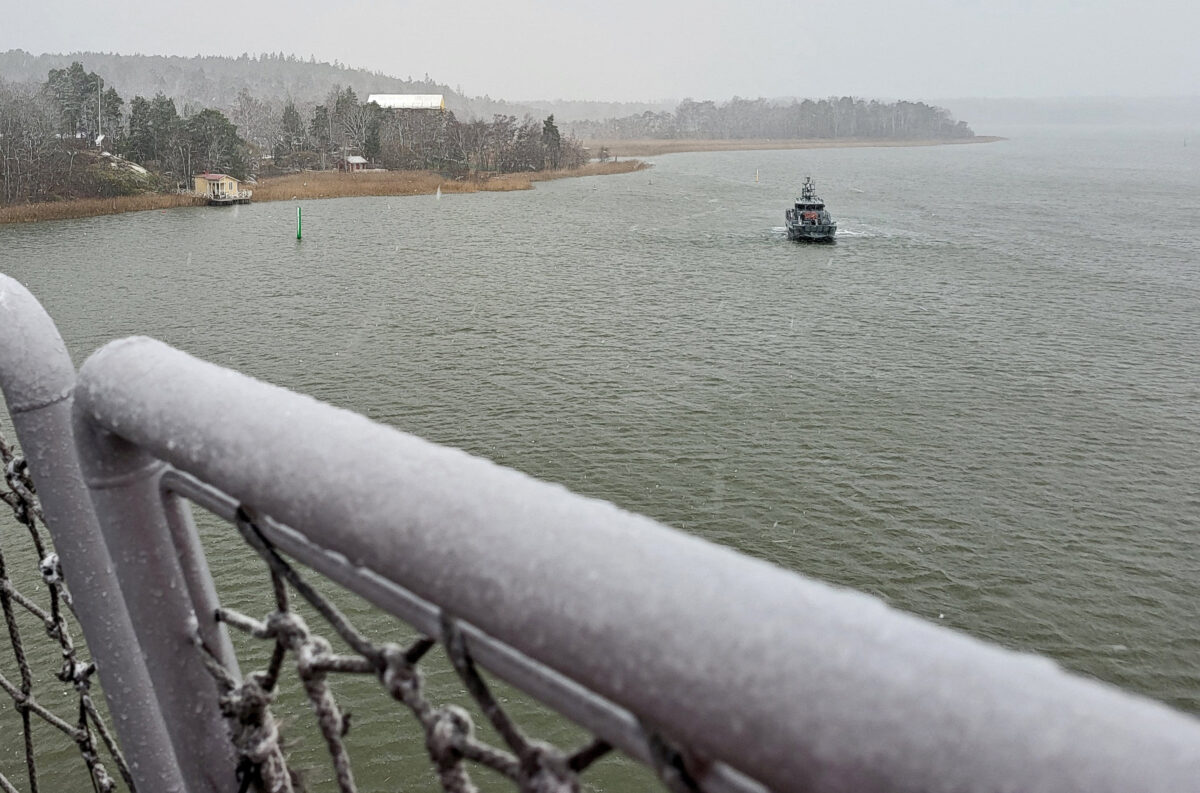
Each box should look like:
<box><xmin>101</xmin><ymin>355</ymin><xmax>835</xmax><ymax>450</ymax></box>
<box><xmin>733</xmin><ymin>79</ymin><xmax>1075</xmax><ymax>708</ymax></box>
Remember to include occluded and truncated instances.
<box><xmin>367</xmin><ymin>94</ymin><xmax>445</xmax><ymax>110</ymax></box>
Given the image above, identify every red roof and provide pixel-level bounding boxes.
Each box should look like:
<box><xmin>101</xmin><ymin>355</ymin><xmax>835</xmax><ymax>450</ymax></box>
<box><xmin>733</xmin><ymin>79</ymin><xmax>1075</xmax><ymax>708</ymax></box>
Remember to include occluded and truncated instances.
<box><xmin>200</xmin><ymin>173</ymin><xmax>232</xmax><ymax>181</ymax></box>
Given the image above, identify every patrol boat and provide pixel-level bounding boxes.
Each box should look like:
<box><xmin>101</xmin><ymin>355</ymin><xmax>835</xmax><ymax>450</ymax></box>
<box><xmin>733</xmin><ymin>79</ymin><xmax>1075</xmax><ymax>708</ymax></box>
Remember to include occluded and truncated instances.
<box><xmin>785</xmin><ymin>177</ymin><xmax>836</xmax><ymax>242</ymax></box>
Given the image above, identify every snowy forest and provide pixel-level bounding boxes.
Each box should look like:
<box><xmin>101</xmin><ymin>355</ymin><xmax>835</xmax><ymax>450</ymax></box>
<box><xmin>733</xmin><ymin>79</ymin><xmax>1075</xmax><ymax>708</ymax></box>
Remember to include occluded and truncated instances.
<box><xmin>566</xmin><ymin>97</ymin><xmax>974</xmax><ymax>140</ymax></box>
<box><xmin>0</xmin><ymin>50</ymin><xmax>672</xmax><ymax>123</ymax></box>
<box><xmin>0</xmin><ymin>61</ymin><xmax>588</xmax><ymax>205</ymax></box>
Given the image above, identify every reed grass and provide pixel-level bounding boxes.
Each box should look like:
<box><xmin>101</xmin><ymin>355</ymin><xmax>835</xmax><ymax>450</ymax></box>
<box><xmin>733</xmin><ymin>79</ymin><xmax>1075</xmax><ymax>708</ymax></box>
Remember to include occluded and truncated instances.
<box><xmin>0</xmin><ymin>193</ymin><xmax>207</xmax><ymax>225</ymax></box>
<box><xmin>251</xmin><ymin>161</ymin><xmax>649</xmax><ymax>202</ymax></box>
<box><xmin>252</xmin><ymin>170</ymin><xmax>490</xmax><ymax>201</ymax></box>
<box><xmin>528</xmin><ymin>160</ymin><xmax>651</xmax><ymax>181</ymax></box>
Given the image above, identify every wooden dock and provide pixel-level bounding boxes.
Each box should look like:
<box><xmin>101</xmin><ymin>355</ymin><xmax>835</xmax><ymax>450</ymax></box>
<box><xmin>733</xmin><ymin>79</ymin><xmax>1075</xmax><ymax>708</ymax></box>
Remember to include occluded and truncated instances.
<box><xmin>208</xmin><ymin>190</ymin><xmax>253</xmax><ymax>205</ymax></box>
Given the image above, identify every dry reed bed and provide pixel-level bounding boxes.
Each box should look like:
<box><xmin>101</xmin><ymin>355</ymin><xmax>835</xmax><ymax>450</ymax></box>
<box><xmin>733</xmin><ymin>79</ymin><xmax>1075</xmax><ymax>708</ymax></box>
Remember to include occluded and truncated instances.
<box><xmin>528</xmin><ymin>159</ymin><xmax>652</xmax><ymax>181</ymax></box>
<box><xmin>252</xmin><ymin>161</ymin><xmax>649</xmax><ymax>202</ymax></box>
<box><xmin>586</xmin><ymin>137</ymin><xmax>1005</xmax><ymax>157</ymax></box>
<box><xmin>253</xmin><ymin>170</ymin><xmax>503</xmax><ymax>201</ymax></box>
<box><xmin>0</xmin><ymin>193</ymin><xmax>207</xmax><ymax>225</ymax></box>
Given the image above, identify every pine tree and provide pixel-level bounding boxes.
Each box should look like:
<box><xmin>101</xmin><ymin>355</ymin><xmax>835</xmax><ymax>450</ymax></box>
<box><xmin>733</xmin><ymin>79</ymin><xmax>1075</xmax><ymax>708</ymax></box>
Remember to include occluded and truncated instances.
<box><xmin>541</xmin><ymin>114</ymin><xmax>561</xmax><ymax>169</ymax></box>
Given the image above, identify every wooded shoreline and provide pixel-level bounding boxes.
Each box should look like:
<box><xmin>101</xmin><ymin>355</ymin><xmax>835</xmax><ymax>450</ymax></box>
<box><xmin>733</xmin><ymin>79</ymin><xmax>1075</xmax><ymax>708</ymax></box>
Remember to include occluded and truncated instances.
<box><xmin>0</xmin><ymin>136</ymin><xmax>1001</xmax><ymax>225</ymax></box>
<box><xmin>591</xmin><ymin>136</ymin><xmax>1005</xmax><ymax>157</ymax></box>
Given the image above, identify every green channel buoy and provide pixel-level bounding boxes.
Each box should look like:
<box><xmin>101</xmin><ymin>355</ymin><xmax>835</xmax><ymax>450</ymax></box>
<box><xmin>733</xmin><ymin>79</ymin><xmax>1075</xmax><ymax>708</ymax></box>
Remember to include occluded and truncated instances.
<box><xmin>297</xmin><ymin>206</ymin><xmax>302</xmax><ymax>240</ymax></box>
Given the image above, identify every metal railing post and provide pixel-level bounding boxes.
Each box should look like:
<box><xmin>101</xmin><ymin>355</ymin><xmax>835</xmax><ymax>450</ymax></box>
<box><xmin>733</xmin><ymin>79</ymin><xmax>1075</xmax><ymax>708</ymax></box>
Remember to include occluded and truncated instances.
<box><xmin>72</xmin><ymin>412</ymin><xmax>241</xmax><ymax>793</ymax></box>
<box><xmin>0</xmin><ymin>275</ymin><xmax>187</xmax><ymax>792</ymax></box>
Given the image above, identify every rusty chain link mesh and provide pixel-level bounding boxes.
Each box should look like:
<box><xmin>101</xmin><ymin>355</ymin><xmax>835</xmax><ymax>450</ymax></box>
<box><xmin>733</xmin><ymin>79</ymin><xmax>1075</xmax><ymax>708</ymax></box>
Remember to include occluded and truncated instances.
<box><xmin>191</xmin><ymin>506</ymin><xmax>635</xmax><ymax>793</ymax></box>
<box><xmin>1</xmin><ymin>425</ymin><xmax>700</xmax><ymax>793</ymax></box>
<box><xmin>0</xmin><ymin>432</ymin><xmax>132</xmax><ymax>793</ymax></box>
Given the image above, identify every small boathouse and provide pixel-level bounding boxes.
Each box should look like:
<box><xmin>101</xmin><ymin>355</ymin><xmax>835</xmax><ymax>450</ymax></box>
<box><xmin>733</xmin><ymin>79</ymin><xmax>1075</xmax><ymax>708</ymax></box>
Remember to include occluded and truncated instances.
<box><xmin>194</xmin><ymin>172</ymin><xmax>252</xmax><ymax>204</ymax></box>
<box><xmin>338</xmin><ymin>154</ymin><xmax>369</xmax><ymax>172</ymax></box>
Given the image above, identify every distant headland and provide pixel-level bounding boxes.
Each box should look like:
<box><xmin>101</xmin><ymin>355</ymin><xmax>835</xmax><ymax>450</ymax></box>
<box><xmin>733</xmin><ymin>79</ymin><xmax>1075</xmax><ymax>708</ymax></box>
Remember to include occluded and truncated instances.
<box><xmin>0</xmin><ymin>50</ymin><xmax>988</xmax><ymax>224</ymax></box>
<box><xmin>589</xmin><ymin>137</ymin><xmax>1004</xmax><ymax>158</ymax></box>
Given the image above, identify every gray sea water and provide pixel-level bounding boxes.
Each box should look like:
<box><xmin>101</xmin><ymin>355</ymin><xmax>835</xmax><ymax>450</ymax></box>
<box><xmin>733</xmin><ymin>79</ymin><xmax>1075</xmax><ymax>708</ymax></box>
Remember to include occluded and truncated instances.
<box><xmin>2</xmin><ymin>125</ymin><xmax>1198</xmax><ymax>789</ymax></box>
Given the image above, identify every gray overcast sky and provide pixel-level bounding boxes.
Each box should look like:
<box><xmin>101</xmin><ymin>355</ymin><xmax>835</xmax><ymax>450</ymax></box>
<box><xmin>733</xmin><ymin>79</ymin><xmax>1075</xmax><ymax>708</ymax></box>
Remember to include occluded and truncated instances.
<box><xmin>2</xmin><ymin>0</ymin><xmax>1197</xmax><ymax>101</ymax></box>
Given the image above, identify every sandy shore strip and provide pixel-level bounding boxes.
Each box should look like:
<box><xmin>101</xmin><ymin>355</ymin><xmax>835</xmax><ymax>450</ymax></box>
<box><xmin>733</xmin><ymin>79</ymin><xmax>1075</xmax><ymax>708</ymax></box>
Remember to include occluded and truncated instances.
<box><xmin>0</xmin><ymin>160</ymin><xmax>651</xmax><ymax>225</ymax></box>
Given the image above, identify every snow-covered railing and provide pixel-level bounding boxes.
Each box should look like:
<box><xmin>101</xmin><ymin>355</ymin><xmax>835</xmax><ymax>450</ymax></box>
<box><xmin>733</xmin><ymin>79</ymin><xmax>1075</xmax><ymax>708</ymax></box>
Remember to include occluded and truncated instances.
<box><xmin>1</xmin><ymin>273</ymin><xmax>1199</xmax><ymax>793</ymax></box>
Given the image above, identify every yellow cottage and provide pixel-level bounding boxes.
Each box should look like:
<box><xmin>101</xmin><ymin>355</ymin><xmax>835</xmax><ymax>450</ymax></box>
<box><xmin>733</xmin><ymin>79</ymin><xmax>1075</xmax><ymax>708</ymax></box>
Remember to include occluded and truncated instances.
<box><xmin>193</xmin><ymin>173</ymin><xmax>244</xmax><ymax>200</ymax></box>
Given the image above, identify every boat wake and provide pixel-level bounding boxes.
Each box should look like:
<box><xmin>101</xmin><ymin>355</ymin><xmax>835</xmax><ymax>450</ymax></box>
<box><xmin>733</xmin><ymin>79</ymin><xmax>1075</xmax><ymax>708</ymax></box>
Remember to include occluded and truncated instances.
<box><xmin>835</xmin><ymin>223</ymin><xmax>924</xmax><ymax>240</ymax></box>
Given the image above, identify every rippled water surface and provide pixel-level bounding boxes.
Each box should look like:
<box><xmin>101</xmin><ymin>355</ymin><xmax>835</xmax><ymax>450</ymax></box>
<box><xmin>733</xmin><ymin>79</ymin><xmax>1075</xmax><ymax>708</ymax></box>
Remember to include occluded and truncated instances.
<box><xmin>2</xmin><ymin>126</ymin><xmax>1198</xmax><ymax>788</ymax></box>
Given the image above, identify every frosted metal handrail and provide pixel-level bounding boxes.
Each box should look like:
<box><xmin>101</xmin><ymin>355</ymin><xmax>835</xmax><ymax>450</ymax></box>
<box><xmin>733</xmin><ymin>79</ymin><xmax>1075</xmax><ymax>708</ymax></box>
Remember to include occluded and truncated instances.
<box><xmin>161</xmin><ymin>468</ymin><xmax>763</xmax><ymax>793</ymax></box>
<box><xmin>67</xmin><ymin>334</ymin><xmax>1200</xmax><ymax>793</ymax></box>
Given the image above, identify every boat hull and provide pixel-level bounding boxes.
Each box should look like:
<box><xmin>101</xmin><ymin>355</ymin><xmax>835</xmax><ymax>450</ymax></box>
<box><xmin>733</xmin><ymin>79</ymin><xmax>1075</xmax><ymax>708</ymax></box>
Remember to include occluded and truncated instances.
<box><xmin>786</xmin><ymin>223</ymin><xmax>837</xmax><ymax>242</ymax></box>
